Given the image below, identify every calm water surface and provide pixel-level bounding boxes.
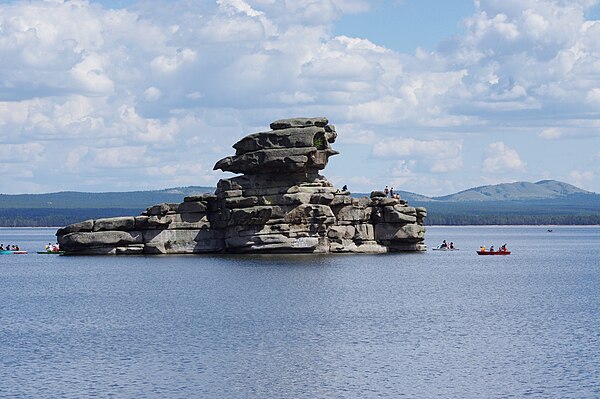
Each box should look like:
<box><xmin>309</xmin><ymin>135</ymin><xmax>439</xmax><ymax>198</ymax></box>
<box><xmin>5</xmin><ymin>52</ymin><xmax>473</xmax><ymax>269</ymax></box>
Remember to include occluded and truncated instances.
<box><xmin>0</xmin><ymin>226</ymin><xmax>599</xmax><ymax>398</ymax></box>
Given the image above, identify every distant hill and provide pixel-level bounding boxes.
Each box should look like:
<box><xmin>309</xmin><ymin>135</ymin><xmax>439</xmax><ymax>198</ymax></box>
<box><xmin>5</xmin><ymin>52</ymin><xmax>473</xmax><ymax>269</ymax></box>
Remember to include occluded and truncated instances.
<box><xmin>354</xmin><ymin>180</ymin><xmax>600</xmax><ymax>225</ymax></box>
<box><xmin>355</xmin><ymin>180</ymin><xmax>592</xmax><ymax>202</ymax></box>
<box><xmin>0</xmin><ymin>186</ymin><xmax>215</xmax><ymax>227</ymax></box>
<box><xmin>433</xmin><ymin>180</ymin><xmax>591</xmax><ymax>202</ymax></box>
<box><xmin>1</xmin><ymin>180</ymin><xmax>599</xmax><ymax>226</ymax></box>
<box><xmin>0</xmin><ymin>186</ymin><xmax>214</xmax><ymax>209</ymax></box>
<box><xmin>416</xmin><ymin>193</ymin><xmax>600</xmax><ymax>225</ymax></box>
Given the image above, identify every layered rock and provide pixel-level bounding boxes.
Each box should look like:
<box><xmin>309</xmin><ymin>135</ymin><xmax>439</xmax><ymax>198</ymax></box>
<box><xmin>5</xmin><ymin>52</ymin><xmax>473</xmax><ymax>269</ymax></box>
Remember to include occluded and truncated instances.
<box><xmin>56</xmin><ymin>117</ymin><xmax>426</xmax><ymax>254</ymax></box>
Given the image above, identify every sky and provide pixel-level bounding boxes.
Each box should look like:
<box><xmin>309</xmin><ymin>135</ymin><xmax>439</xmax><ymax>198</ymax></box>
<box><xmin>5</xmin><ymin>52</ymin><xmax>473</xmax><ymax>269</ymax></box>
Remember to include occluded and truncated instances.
<box><xmin>1</xmin><ymin>0</ymin><xmax>600</xmax><ymax>196</ymax></box>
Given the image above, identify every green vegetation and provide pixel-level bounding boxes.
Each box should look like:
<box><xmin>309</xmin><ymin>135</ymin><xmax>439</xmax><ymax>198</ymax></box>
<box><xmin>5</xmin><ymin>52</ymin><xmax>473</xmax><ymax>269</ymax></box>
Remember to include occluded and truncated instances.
<box><xmin>424</xmin><ymin>213</ymin><xmax>600</xmax><ymax>225</ymax></box>
<box><xmin>0</xmin><ymin>186</ymin><xmax>214</xmax><ymax>227</ymax></box>
<box><xmin>313</xmin><ymin>135</ymin><xmax>326</xmax><ymax>150</ymax></box>
<box><xmin>0</xmin><ymin>208</ymin><xmax>142</xmax><ymax>227</ymax></box>
<box><xmin>0</xmin><ymin>186</ymin><xmax>213</xmax><ymax>209</ymax></box>
<box><xmin>414</xmin><ymin>195</ymin><xmax>600</xmax><ymax>225</ymax></box>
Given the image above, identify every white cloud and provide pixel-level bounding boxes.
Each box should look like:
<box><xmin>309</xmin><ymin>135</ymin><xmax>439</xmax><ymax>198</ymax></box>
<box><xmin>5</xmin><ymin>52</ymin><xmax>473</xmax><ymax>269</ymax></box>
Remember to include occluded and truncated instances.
<box><xmin>586</xmin><ymin>88</ymin><xmax>600</xmax><ymax>103</ymax></box>
<box><xmin>522</xmin><ymin>9</ymin><xmax>549</xmax><ymax>39</ymax></box>
<box><xmin>150</xmin><ymin>48</ymin><xmax>197</xmax><ymax>74</ymax></box>
<box><xmin>266</xmin><ymin>91</ymin><xmax>315</xmax><ymax>104</ymax></box>
<box><xmin>336</xmin><ymin>126</ymin><xmax>377</xmax><ymax>145</ymax></box>
<box><xmin>329</xmin><ymin>174</ymin><xmax>373</xmax><ymax>190</ymax></box>
<box><xmin>2</xmin><ymin>0</ymin><xmax>600</xmax><ymax>193</ymax></box>
<box><xmin>70</xmin><ymin>52</ymin><xmax>114</xmax><ymax>94</ymax></box>
<box><xmin>116</xmin><ymin>106</ymin><xmax>181</xmax><ymax>142</ymax></box>
<box><xmin>373</xmin><ymin>137</ymin><xmax>462</xmax><ymax>159</ymax></box>
<box><xmin>385</xmin><ymin>160</ymin><xmax>416</xmax><ymax>189</ymax></box>
<box><xmin>218</xmin><ymin>0</ymin><xmax>264</xmax><ymax>18</ymax></box>
<box><xmin>568</xmin><ymin>169</ymin><xmax>594</xmax><ymax>189</ymax></box>
<box><xmin>482</xmin><ymin>141</ymin><xmax>526</xmax><ymax>172</ymax></box>
<box><xmin>66</xmin><ymin>146</ymin><xmax>89</xmax><ymax>169</ymax></box>
<box><xmin>90</xmin><ymin>146</ymin><xmax>149</xmax><ymax>168</ymax></box>
<box><xmin>144</xmin><ymin>87</ymin><xmax>162</xmax><ymax>101</ymax></box>
<box><xmin>372</xmin><ymin>137</ymin><xmax>463</xmax><ymax>174</ymax></box>
<box><xmin>390</xmin><ymin>160</ymin><xmax>415</xmax><ymax>178</ymax></box>
<box><xmin>539</xmin><ymin>127</ymin><xmax>563</xmax><ymax>139</ymax></box>
<box><xmin>0</xmin><ymin>143</ymin><xmax>44</xmax><ymax>162</ymax></box>
<box><xmin>185</xmin><ymin>91</ymin><xmax>204</xmax><ymax>100</ymax></box>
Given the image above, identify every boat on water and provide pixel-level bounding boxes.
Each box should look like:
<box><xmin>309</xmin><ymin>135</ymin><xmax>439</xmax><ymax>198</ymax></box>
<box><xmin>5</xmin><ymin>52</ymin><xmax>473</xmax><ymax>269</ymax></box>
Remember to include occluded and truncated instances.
<box><xmin>477</xmin><ymin>250</ymin><xmax>511</xmax><ymax>255</ymax></box>
<box><xmin>433</xmin><ymin>240</ymin><xmax>458</xmax><ymax>251</ymax></box>
<box><xmin>0</xmin><ymin>250</ymin><xmax>28</xmax><ymax>255</ymax></box>
<box><xmin>37</xmin><ymin>251</ymin><xmax>65</xmax><ymax>255</ymax></box>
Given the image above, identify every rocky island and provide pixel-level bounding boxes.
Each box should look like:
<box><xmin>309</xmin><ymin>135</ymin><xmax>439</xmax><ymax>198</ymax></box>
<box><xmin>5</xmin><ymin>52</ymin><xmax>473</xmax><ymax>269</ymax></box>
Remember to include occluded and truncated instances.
<box><xmin>56</xmin><ymin>117</ymin><xmax>427</xmax><ymax>254</ymax></box>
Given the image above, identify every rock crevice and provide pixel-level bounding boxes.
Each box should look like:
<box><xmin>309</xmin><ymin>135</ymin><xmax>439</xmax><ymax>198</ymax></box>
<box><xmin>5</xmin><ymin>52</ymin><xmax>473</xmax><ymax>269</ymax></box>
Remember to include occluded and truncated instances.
<box><xmin>56</xmin><ymin>117</ymin><xmax>426</xmax><ymax>254</ymax></box>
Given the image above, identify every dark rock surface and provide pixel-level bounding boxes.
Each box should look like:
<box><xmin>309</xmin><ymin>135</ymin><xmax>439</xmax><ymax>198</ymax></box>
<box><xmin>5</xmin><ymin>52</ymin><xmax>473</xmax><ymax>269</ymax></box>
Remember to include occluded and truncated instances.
<box><xmin>57</xmin><ymin>118</ymin><xmax>427</xmax><ymax>254</ymax></box>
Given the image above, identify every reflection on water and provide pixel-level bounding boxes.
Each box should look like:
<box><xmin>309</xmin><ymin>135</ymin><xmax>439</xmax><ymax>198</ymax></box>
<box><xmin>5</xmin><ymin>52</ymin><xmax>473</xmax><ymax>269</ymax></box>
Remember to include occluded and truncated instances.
<box><xmin>0</xmin><ymin>227</ymin><xmax>599</xmax><ymax>397</ymax></box>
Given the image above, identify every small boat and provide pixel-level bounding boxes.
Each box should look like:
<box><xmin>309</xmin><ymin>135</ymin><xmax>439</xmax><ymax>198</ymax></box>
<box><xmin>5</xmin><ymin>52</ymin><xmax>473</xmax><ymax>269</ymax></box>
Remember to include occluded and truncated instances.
<box><xmin>477</xmin><ymin>250</ymin><xmax>511</xmax><ymax>256</ymax></box>
<box><xmin>37</xmin><ymin>251</ymin><xmax>65</xmax><ymax>255</ymax></box>
<box><xmin>433</xmin><ymin>247</ymin><xmax>459</xmax><ymax>251</ymax></box>
<box><xmin>0</xmin><ymin>250</ymin><xmax>28</xmax><ymax>255</ymax></box>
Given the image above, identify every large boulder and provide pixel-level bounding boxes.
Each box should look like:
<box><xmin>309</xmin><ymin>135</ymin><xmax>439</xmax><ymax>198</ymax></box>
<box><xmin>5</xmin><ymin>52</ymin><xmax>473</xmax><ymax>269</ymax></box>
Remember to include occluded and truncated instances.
<box><xmin>269</xmin><ymin>117</ymin><xmax>329</xmax><ymax>130</ymax></box>
<box><xmin>233</xmin><ymin>126</ymin><xmax>333</xmax><ymax>155</ymax></box>
<box><xmin>214</xmin><ymin>147</ymin><xmax>338</xmax><ymax>174</ymax></box>
<box><xmin>214</xmin><ymin>119</ymin><xmax>339</xmax><ymax>174</ymax></box>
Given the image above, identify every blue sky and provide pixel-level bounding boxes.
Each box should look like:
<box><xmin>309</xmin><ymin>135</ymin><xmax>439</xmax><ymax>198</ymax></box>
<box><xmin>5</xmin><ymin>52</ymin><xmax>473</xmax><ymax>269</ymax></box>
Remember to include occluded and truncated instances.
<box><xmin>1</xmin><ymin>0</ymin><xmax>600</xmax><ymax>196</ymax></box>
<box><xmin>334</xmin><ymin>0</ymin><xmax>476</xmax><ymax>53</ymax></box>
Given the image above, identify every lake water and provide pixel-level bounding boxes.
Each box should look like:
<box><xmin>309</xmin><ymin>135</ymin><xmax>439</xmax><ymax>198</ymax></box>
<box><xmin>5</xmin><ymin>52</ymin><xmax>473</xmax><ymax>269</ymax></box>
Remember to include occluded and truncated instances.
<box><xmin>1</xmin><ymin>226</ymin><xmax>599</xmax><ymax>398</ymax></box>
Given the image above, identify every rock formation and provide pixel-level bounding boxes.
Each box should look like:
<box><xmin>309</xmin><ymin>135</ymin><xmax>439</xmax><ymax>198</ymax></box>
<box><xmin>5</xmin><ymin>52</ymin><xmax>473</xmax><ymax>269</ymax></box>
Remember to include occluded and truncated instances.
<box><xmin>56</xmin><ymin>117</ymin><xmax>427</xmax><ymax>254</ymax></box>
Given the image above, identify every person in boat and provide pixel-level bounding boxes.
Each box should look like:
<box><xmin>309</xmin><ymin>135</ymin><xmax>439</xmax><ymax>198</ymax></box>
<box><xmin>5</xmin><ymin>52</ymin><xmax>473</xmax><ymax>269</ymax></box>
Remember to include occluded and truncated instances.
<box><xmin>0</xmin><ymin>244</ymin><xmax>3</xmax><ymax>251</ymax></box>
<box><xmin>500</xmin><ymin>244</ymin><xmax>507</xmax><ymax>252</ymax></box>
<box><xmin>449</xmin><ymin>242</ymin><xmax>455</xmax><ymax>250</ymax></box>
<box><xmin>489</xmin><ymin>245</ymin><xmax>494</xmax><ymax>252</ymax></box>
<box><xmin>441</xmin><ymin>240</ymin><xmax>448</xmax><ymax>249</ymax></box>
<box><xmin>480</xmin><ymin>245</ymin><xmax>486</xmax><ymax>252</ymax></box>
<box><xmin>52</xmin><ymin>243</ymin><xmax>60</xmax><ymax>252</ymax></box>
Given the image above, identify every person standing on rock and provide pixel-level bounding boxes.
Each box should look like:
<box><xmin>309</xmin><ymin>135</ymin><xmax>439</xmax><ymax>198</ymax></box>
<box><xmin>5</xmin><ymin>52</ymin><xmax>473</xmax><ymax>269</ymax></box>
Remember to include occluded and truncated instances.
<box><xmin>390</xmin><ymin>187</ymin><xmax>394</xmax><ymax>198</ymax></box>
<box><xmin>384</xmin><ymin>186</ymin><xmax>389</xmax><ymax>197</ymax></box>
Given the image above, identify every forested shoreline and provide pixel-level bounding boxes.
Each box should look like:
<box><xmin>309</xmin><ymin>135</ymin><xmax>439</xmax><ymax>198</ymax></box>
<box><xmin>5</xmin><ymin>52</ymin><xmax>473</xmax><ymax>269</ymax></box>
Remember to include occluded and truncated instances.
<box><xmin>1</xmin><ymin>207</ymin><xmax>599</xmax><ymax>227</ymax></box>
<box><xmin>0</xmin><ymin>208</ymin><xmax>142</xmax><ymax>228</ymax></box>
<box><xmin>425</xmin><ymin>214</ymin><xmax>600</xmax><ymax>225</ymax></box>
<box><xmin>1</xmin><ymin>184</ymin><xmax>599</xmax><ymax>227</ymax></box>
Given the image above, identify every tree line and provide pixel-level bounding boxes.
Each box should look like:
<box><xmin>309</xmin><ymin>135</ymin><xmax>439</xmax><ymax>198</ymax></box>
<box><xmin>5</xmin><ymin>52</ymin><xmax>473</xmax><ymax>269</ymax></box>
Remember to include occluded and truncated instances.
<box><xmin>425</xmin><ymin>214</ymin><xmax>600</xmax><ymax>225</ymax></box>
<box><xmin>1</xmin><ymin>207</ymin><xmax>599</xmax><ymax>227</ymax></box>
<box><xmin>0</xmin><ymin>208</ymin><xmax>142</xmax><ymax>227</ymax></box>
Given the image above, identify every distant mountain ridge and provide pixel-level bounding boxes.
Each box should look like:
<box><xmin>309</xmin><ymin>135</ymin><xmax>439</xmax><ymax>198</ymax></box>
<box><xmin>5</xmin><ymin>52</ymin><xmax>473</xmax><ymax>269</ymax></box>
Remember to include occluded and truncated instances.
<box><xmin>432</xmin><ymin>180</ymin><xmax>591</xmax><ymax>202</ymax></box>
<box><xmin>0</xmin><ymin>180</ymin><xmax>596</xmax><ymax>207</ymax></box>
<box><xmin>356</xmin><ymin>180</ymin><xmax>595</xmax><ymax>203</ymax></box>
<box><xmin>0</xmin><ymin>186</ymin><xmax>214</xmax><ymax>209</ymax></box>
<box><xmin>0</xmin><ymin>180</ymin><xmax>598</xmax><ymax>226</ymax></box>
<box><xmin>353</xmin><ymin>180</ymin><xmax>600</xmax><ymax>225</ymax></box>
